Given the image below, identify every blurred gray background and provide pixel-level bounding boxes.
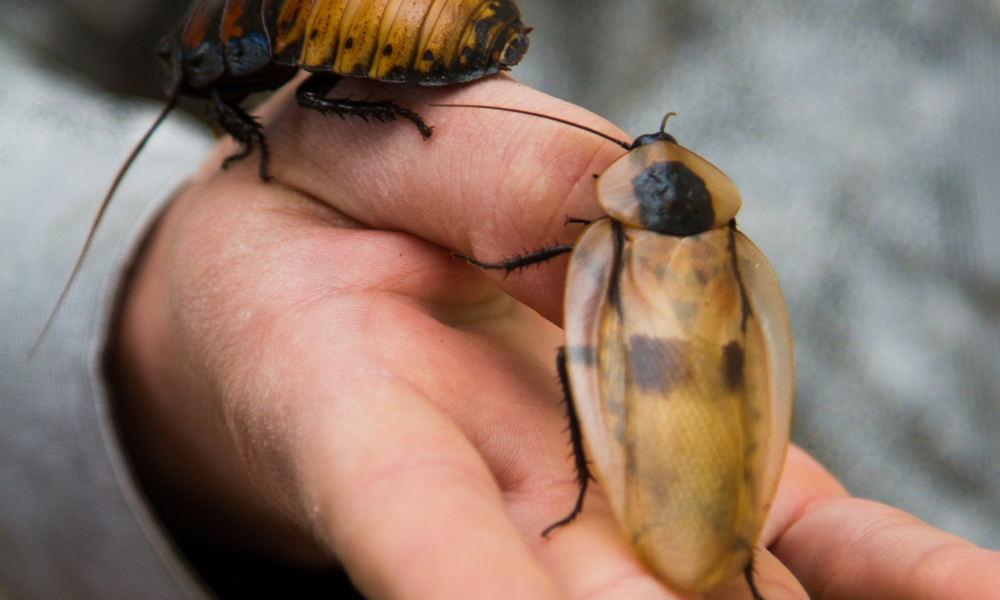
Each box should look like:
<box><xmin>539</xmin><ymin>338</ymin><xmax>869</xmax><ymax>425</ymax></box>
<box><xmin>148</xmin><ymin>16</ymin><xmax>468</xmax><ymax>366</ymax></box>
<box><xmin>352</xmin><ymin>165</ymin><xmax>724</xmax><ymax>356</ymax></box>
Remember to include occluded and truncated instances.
<box><xmin>2</xmin><ymin>0</ymin><xmax>999</xmax><ymax>552</ymax></box>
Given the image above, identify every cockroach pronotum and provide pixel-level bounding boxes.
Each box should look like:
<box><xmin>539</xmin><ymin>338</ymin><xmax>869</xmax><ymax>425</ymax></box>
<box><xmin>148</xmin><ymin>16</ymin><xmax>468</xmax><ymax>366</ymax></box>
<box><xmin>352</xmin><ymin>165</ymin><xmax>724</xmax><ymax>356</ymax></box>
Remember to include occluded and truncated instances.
<box><xmin>451</xmin><ymin>106</ymin><xmax>794</xmax><ymax>599</ymax></box>
<box><xmin>32</xmin><ymin>0</ymin><xmax>530</xmax><ymax>353</ymax></box>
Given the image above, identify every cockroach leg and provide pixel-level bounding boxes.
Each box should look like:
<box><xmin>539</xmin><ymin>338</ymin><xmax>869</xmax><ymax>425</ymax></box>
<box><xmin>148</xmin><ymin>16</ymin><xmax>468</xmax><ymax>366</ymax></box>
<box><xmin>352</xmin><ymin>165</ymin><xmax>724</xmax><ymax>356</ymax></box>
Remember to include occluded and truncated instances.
<box><xmin>744</xmin><ymin>557</ymin><xmax>769</xmax><ymax>600</ymax></box>
<box><xmin>452</xmin><ymin>245</ymin><xmax>574</xmax><ymax>274</ymax></box>
<box><xmin>295</xmin><ymin>74</ymin><xmax>433</xmax><ymax>140</ymax></box>
<box><xmin>542</xmin><ymin>346</ymin><xmax>593</xmax><ymax>537</ymax></box>
<box><xmin>212</xmin><ymin>90</ymin><xmax>271</xmax><ymax>182</ymax></box>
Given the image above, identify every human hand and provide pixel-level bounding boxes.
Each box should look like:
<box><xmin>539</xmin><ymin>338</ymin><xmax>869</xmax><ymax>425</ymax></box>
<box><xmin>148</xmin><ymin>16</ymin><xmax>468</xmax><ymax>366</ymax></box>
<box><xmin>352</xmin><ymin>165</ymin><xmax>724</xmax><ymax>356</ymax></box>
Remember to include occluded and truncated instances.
<box><xmin>109</xmin><ymin>74</ymin><xmax>1000</xmax><ymax>599</ymax></box>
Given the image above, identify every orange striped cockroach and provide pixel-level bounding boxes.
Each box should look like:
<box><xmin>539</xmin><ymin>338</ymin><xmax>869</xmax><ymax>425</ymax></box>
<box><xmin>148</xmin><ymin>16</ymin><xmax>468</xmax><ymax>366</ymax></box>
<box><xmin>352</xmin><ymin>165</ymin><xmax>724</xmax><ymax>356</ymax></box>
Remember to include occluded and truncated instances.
<box><xmin>450</xmin><ymin>106</ymin><xmax>794</xmax><ymax>599</ymax></box>
<box><xmin>32</xmin><ymin>0</ymin><xmax>530</xmax><ymax>354</ymax></box>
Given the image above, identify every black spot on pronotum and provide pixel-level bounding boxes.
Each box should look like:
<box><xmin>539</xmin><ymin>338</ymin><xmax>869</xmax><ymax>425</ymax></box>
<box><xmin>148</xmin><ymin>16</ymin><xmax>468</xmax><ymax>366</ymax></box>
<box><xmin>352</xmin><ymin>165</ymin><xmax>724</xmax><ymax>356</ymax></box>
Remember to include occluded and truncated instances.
<box><xmin>722</xmin><ymin>341</ymin><xmax>745</xmax><ymax>390</ymax></box>
<box><xmin>632</xmin><ymin>161</ymin><xmax>714</xmax><ymax>236</ymax></box>
<box><xmin>627</xmin><ymin>335</ymin><xmax>691</xmax><ymax>394</ymax></box>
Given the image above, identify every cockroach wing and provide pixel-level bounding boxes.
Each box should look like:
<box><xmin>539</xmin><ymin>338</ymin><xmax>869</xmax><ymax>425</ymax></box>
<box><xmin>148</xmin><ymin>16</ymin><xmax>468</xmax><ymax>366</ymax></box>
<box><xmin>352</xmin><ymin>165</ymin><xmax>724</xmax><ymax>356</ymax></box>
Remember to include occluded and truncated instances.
<box><xmin>732</xmin><ymin>232</ymin><xmax>794</xmax><ymax>510</ymax></box>
<box><xmin>564</xmin><ymin>223</ymin><xmax>793</xmax><ymax>593</ymax></box>
<box><xmin>564</xmin><ymin>219</ymin><xmax>630</xmax><ymax>512</ymax></box>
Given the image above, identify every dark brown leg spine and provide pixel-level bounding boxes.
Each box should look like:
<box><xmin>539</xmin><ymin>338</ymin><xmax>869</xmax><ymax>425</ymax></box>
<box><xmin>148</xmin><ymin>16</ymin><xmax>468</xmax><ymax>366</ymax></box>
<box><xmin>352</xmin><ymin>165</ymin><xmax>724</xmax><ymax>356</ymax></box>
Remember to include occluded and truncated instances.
<box><xmin>211</xmin><ymin>90</ymin><xmax>271</xmax><ymax>182</ymax></box>
<box><xmin>541</xmin><ymin>347</ymin><xmax>593</xmax><ymax>537</ymax></box>
<box><xmin>295</xmin><ymin>74</ymin><xmax>433</xmax><ymax>140</ymax></box>
<box><xmin>745</xmin><ymin>557</ymin><xmax>768</xmax><ymax>600</ymax></box>
<box><xmin>451</xmin><ymin>245</ymin><xmax>574</xmax><ymax>275</ymax></box>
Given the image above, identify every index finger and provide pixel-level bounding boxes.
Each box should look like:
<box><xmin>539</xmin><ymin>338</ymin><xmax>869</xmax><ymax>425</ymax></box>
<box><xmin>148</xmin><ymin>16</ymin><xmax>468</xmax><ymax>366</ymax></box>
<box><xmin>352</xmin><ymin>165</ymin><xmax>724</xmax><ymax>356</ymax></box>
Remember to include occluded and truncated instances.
<box><xmin>768</xmin><ymin>446</ymin><xmax>1000</xmax><ymax>599</ymax></box>
<box><xmin>221</xmin><ymin>75</ymin><xmax>630</xmax><ymax>324</ymax></box>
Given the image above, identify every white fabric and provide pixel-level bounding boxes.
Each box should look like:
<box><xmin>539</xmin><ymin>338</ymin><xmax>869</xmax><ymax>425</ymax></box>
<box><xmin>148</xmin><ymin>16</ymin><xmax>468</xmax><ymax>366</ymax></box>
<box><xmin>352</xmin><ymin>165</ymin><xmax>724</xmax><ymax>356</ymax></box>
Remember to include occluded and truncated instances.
<box><xmin>0</xmin><ymin>38</ymin><xmax>213</xmax><ymax>599</ymax></box>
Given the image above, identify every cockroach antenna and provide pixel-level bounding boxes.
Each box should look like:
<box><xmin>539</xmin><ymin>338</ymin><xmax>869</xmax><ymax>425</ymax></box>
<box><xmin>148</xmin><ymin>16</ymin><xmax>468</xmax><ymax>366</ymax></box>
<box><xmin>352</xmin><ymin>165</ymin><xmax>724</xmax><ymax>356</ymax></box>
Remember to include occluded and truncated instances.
<box><xmin>430</xmin><ymin>103</ymin><xmax>634</xmax><ymax>151</ymax></box>
<box><xmin>660</xmin><ymin>111</ymin><xmax>677</xmax><ymax>132</ymax></box>
<box><xmin>29</xmin><ymin>92</ymin><xmax>180</xmax><ymax>358</ymax></box>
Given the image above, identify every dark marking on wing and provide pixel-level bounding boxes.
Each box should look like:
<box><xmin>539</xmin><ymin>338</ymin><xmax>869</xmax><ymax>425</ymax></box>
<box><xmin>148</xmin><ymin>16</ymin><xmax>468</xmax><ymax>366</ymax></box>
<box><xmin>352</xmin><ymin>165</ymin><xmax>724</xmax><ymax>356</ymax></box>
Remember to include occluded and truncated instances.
<box><xmin>566</xmin><ymin>345</ymin><xmax>598</xmax><ymax>365</ymax></box>
<box><xmin>626</xmin><ymin>439</ymin><xmax>638</xmax><ymax>476</ymax></box>
<box><xmin>607</xmin><ymin>221</ymin><xmax>627</xmax><ymax>317</ymax></box>
<box><xmin>722</xmin><ymin>341</ymin><xmax>745</xmax><ymax>391</ymax></box>
<box><xmin>652</xmin><ymin>263</ymin><xmax>669</xmax><ymax>281</ymax></box>
<box><xmin>727</xmin><ymin>223</ymin><xmax>753</xmax><ymax>332</ymax></box>
<box><xmin>604</xmin><ymin>394</ymin><xmax>625</xmax><ymax>418</ymax></box>
<box><xmin>691</xmin><ymin>268</ymin><xmax>708</xmax><ymax>287</ymax></box>
<box><xmin>627</xmin><ymin>335</ymin><xmax>691</xmax><ymax>394</ymax></box>
<box><xmin>612</xmin><ymin>412</ymin><xmax>626</xmax><ymax>445</ymax></box>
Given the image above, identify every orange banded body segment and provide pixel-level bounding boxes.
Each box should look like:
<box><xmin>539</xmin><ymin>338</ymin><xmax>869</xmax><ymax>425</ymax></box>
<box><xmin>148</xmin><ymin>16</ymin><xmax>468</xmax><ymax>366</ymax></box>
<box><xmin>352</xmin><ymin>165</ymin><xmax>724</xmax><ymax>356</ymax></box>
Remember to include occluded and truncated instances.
<box><xmin>330</xmin><ymin>0</ymin><xmax>377</xmax><ymax>73</ymax></box>
<box><xmin>272</xmin><ymin>0</ymin><xmax>529</xmax><ymax>83</ymax></box>
<box><xmin>297</xmin><ymin>0</ymin><xmax>353</xmax><ymax>69</ymax></box>
<box><xmin>268</xmin><ymin>0</ymin><xmax>321</xmax><ymax>62</ymax></box>
<box><xmin>410</xmin><ymin>0</ymin><xmax>527</xmax><ymax>84</ymax></box>
<box><xmin>166</xmin><ymin>0</ymin><xmax>528</xmax><ymax>93</ymax></box>
<box><xmin>370</xmin><ymin>0</ymin><xmax>433</xmax><ymax>81</ymax></box>
<box><xmin>563</xmin><ymin>220</ymin><xmax>793</xmax><ymax>593</ymax></box>
<box><xmin>451</xmin><ymin>0</ymin><xmax>525</xmax><ymax>80</ymax></box>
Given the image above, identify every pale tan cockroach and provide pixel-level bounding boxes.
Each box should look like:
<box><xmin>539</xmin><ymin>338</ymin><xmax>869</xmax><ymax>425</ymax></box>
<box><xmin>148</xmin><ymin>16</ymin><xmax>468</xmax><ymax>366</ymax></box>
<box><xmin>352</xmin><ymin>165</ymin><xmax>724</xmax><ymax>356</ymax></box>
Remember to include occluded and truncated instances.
<box><xmin>450</xmin><ymin>106</ymin><xmax>794</xmax><ymax>599</ymax></box>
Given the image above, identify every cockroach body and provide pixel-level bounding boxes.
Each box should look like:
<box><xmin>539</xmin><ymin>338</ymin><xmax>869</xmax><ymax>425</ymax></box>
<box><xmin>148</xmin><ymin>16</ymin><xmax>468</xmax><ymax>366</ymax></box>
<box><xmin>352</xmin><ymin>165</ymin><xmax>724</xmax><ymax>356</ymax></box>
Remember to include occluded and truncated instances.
<box><xmin>158</xmin><ymin>0</ymin><xmax>531</xmax><ymax>179</ymax></box>
<box><xmin>452</xmin><ymin>107</ymin><xmax>794</xmax><ymax>600</ymax></box>
<box><xmin>32</xmin><ymin>0</ymin><xmax>529</xmax><ymax>353</ymax></box>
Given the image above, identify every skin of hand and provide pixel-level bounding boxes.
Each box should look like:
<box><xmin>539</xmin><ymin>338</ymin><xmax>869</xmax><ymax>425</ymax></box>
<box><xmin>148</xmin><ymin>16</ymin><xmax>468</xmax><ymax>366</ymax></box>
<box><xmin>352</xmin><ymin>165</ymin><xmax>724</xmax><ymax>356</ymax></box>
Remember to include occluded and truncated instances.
<box><xmin>109</xmin><ymin>74</ymin><xmax>1000</xmax><ymax>600</ymax></box>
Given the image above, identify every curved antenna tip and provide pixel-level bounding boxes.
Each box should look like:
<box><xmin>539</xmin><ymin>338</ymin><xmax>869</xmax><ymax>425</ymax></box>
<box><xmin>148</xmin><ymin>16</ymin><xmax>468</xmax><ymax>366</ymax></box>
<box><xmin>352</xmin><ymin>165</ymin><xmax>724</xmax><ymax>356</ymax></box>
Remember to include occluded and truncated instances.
<box><xmin>29</xmin><ymin>91</ymin><xmax>179</xmax><ymax>359</ymax></box>
<box><xmin>659</xmin><ymin>112</ymin><xmax>678</xmax><ymax>133</ymax></box>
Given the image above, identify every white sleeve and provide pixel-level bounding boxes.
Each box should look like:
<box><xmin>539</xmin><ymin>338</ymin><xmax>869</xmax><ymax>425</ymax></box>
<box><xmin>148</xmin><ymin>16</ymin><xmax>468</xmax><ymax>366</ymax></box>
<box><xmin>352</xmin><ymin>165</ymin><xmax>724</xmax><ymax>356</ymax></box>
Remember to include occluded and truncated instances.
<box><xmin>0</xmin><ymin>37</ymin><xmax>215</xmax><ymax>600</ymax></box>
